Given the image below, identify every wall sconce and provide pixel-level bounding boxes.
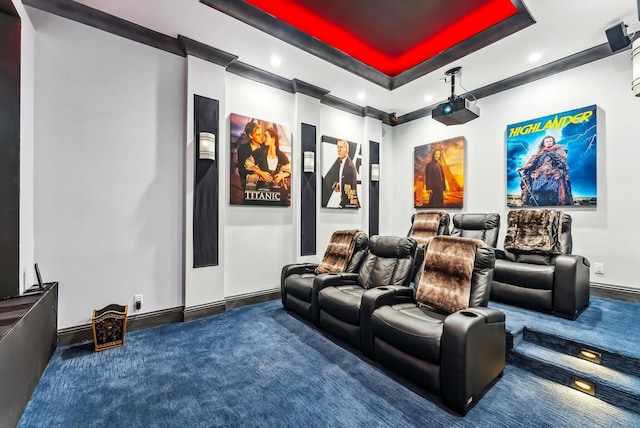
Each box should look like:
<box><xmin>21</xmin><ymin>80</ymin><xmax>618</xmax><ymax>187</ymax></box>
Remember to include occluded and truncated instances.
<box><xmin>633</xmin><ymin>38</ymin><xmax>639</xmax><ymax>97</ymax></box>
<box><xmin>199</xmin><ymin>132</ymin><xmax>216</xmax><ymax>161</ymax></box>
<box><xmin>303</xmin><ymin>151</ymin><xmax>315</xmax><ymax>173</ymax></box>
<box><xmin>371</xmin><ymin>164</ymin><xmax>380</xmax><ymax>182</ymax></box>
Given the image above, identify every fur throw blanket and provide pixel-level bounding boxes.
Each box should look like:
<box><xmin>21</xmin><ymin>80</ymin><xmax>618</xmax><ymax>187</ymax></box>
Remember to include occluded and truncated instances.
<box><xmin>504</xmin><ymin>209</ymin><xmax>562</xmax><ymax>255</ymax></box>
<box><xmin>315</xmin><ymin>230</ymin><xmax>364</xmax><ymax>274</ymax></box>
<box><xmin>416</xmin><ymin>236</ymin><xmax>482</xmax><ymax>314</ymax></box>
<box><xmin>409</xmin><ymin>211</ymin><xmax>445</xmax><ymax>245</ymax></box>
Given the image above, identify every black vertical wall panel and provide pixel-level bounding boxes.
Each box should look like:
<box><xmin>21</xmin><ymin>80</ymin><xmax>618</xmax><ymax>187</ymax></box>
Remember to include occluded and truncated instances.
<box><xmin>300</xmin><ymin>123</ymin><xmax>317</xmax><ymax>255</ymax></box>
<box><xmin>369</xmin><ymin>141</ymin><xmax>380</xmax><ymax>237</ymax></box>
<box><xmin>0</xmin><ymin>13</ymin><xmax>20</xmax><ymax>298</ymax></box>
<box><xmin>193</xmin><ymin>95</ymin><xmax>219</xmax><ymax>267</ymax></box>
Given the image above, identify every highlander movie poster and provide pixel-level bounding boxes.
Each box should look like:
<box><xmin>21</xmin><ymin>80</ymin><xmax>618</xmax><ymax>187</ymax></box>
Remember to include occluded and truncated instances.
<box><xmin>230</xmin><ymin>113</ymin><xmax>292</xmax><ymax>206</ymax></box>
<box><xmin>506</xmin><ymin>105</ymin><xmax>597</xmax><ymax>207</ymax></box>
<box><xmin>413</xmin><ymin>136</ymin><xmax>465</xmax><ymax>209</ymax></box>
<box><xmin>321</xmin><ymin>136</ymin><xmax>361</xmax><ymax>209</ymax></box>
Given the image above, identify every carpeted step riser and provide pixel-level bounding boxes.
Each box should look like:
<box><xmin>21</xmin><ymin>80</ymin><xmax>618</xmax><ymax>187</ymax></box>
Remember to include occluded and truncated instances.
<box><xmin>508</xmin><ymin>349</ymin><xmax>640</xmax><ymax>415</ymax></box>
<box><xmin>523</xmin><ymin>328</ymin><xmax>640</xmax><ymax>378</ymax></box>
<box><xmin>505</xmin><ymin>329</ymin><xmax>522</xmax><ymax>351</ymax></box>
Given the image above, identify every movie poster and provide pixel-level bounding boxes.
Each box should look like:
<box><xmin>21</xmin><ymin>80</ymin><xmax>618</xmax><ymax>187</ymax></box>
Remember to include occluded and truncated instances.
<box><xmin>413</xmin><ymin>136</ymin><xmax>465</xmax><ymax>209</ymax></box>
<box><xmin>506</xmin><ymin>105</ymin><xmax>597</xmax><ymax>207</ymax></box>
<box><xmin>321</xmin><ymin>136</ymin><xmax>361</xmax><ymax>209</ymax></box>
<box><xmin>230</xmin><ymin>113</ymin><xmax>292</xmax><ymax>206</ymax></box>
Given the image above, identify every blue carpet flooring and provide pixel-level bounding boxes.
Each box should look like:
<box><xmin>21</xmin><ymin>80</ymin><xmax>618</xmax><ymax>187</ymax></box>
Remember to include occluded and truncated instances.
<box><xmin>19</xmin><ymin>299</ymin><xmax>640</xmax><ymax>427</ymax></box>
<box><xmin>490</xmin><ymin>296</ymin><xmax>640</xmax><ymax>358</ymax></box>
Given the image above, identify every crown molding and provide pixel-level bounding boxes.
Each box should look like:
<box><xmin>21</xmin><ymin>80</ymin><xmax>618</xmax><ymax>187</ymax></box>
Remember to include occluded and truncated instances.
<box><xmin>25</xmin><ymin>0</ymin><xmax>623</xmax><ymax>126</ymax></box>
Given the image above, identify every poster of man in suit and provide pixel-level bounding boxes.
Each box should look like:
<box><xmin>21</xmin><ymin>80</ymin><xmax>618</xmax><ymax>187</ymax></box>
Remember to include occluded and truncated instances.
<box><xmin>413</xmin><ymin>136</ymin><xmax>465</xmax><ymax>208</ymax></box>
<box><xmin>321</xmin><ymin>136</ymin><xmax>361</xmax><ymax>209</ymax></box>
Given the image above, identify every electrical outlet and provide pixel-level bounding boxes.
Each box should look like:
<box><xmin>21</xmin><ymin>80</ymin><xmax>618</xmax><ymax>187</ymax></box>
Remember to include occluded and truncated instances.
<box><xmin>134</xmin><ymin>294</ymin><xmax>143</xmax><ymax>310</ymax></box>
<box><xmin>593</xmin><ymin>263</ymin><xmax>604</xmax><ymax>275</ymax></box>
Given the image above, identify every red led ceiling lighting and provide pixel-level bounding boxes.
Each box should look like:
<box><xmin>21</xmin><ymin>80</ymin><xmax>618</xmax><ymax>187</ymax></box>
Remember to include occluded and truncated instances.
<box><xmin>244</xmin><ymin>0</ymin><xmax>518</xmax><ymax>76</ymax></box>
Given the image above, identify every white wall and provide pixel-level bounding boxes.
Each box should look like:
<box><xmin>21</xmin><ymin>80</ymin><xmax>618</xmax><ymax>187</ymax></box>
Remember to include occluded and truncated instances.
<box><xmin>223</xmin><ymin>74</ymin><xmax>297</xmax><ymax>297</ymax></box>
<box><xmin>378</xmin><ymin>122</ymin><xmax>395</xmax><ymax>235</ymax></box>
<box><xmin>293</xmin><ymin>92</ymin><xmax>321</xmax><ymax>264</ymax></box>
<box><xmin>391</xmin><ymin>52</ymin><xmax>640</xmax><ymax>290</ymax></box>
<box><xmin>14</xmin><ymin>0</ymin><xmax>36</xmax><ymax>292</ymax></box>
<box><xmin>26</xmin><ymin>6</ymin><xmax>639</xmax><ymax>330</ymax></box>
<box><xmin>315</xmin><ymin>106</ymin><xmax>367</xmax><ymax>251</ymax></box>
<box><xmin>31</xmin><ymin>10</ymin><xmax>185</xmax><ymax>328</ymax></box>
<box><xmin>184</xmin><ymin>56</ymin><xmax>226</xmax><ymax>308</ymax></box>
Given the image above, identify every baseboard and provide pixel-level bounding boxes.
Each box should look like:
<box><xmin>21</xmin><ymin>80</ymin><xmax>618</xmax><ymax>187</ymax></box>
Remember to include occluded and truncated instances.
<box><xmin>183</xmin><ymin>288</ymin><xmax>280</xmax><ymax>322</ymax></box>
<box><xmin>58</xmin><ymin>289</ymin><xmax>281</xmax><ymax>346</ymax></box>
<box><xmin>57</xmin><ymin>307</ymin><xmax>184</xmax><ymax>347</ymax></box>
<box><xmin>225</xmin><ymin>287</ymin><xmax>280</xmax><ymax>310</ymax></box>
<box><xmin>183</xmin><ymin>301</ymin><xmax>226</xmax><ymax>322</ymax></box>
<box><xmin>591</xmin><ymin>282</ymin><xmax>640</xmax><ymax>304</ymax></box>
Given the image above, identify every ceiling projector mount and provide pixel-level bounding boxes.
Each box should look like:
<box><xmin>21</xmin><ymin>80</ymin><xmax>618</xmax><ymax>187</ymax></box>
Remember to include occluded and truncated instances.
<box><xmin>432</xmin><ymin>67</ymin><xmax>480</xmax><ymax>125</ymax></box>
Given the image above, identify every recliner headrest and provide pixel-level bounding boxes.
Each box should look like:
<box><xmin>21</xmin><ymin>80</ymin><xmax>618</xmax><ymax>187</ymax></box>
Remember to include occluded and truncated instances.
<box><xmin>452</xmin><ymin>213</ymin><xmax>499</xmax><ymax>231</ymax></box>
<box><xmin>409</xmin><ymin>211</ymin><xmax>449</xmax><ymax>243</ymax></box>
<box><xmin>369</xmin><ymin>235</ymin><xmax>416</xmax><ymax>259</ymax></box>
<box><xmin>353</xmin><ymin>231</ymin><xmax>369</xmax><ymax>250</ymax></box>
<box><xmin>504</xmin><ymin>209</ymin><xmax>564</xmax><ymax>255</ymax></box>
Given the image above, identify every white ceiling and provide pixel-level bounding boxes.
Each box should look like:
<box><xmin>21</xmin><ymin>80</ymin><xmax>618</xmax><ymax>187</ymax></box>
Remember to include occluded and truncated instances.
<box><xmin>69</xmin><ymin>0</ymin><xmax>638</xmax><ymax>115</ymax></box>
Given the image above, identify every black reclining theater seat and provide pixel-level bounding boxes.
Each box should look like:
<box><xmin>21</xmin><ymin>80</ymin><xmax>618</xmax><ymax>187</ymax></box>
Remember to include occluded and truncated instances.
<box><xmin>491</xmin><ymin>211</ymin><xmax>590</xmax><ymax>320</ymax></box>
<box><xmin>316</xmin><ymin>235</ymin><xmax>417</xmax><ymax>349</ymax></box>
<box><xmin>281</xmin><ymin>230</ymin><xmax>369</xmax><ymax>324</ymax></box>
<box><xmin>361</xmin><ymin>236</ymin><xmax>504</xmax><ymax>415</ymax></box>
<box><xmin>409</xmin><ymin>211</ymin><xmax>450</xmax><ymax>240</ymax></box>
<box><xmin>408</xmin><ymin>210</ymin><xmax>450</xmax><ymax>278</ymax></box>
<box><xmin>450</xmin><ymin>213</ymin><xmax>500</xmax><ymax>247</ymax></box>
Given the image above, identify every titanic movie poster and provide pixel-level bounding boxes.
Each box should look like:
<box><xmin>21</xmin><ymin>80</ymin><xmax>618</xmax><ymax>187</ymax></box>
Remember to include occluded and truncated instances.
<box><xmin>506</xmin><ymin>105</ymin><xmax>597</xmax><ymax>207</ymax></box>
<box><xmin>230</xmin><ymin>113</ymin><xmax>292</xmax><ymax>206</ymax></box>
<box><xmin>321</xmin><ymin>136</ymin><xmax>361</xmax><ymax>209</ymax></box>
<box><xmin>413</xmin><ymin>136</ymin><xmax>465</xmax><ymax>209</ymax></box>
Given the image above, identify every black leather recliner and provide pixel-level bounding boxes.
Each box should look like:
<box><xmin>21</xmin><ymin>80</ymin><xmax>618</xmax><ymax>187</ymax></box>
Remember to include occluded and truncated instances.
<box><xmin>281</xmin><ymin>230</ymin><xmax>369</xmax><ymax>324</ymax></box>
<box><xmin>362</xmin><ymin>236</ymin><xmax>504</xmax><ymax>415</ymax></box>
<box><xmin>316</xmin><ymin>235</ymin><xmax>416</xmax><ymax>348</ymax></box>
<box><xmin>450</xmin><ymin>213</ymin><xmax>500</xmax><ymax>247</ymax></box>
<box><xmin>408</xmin><ymin>210</ymin><xmax>450</xmax><ymax>278</ymax></box>
<box><xmin>409</xmin><ymin>211</ymin><xmax>450</xmax><ymax>240</ymax></box>
<box><xmin>491</xmin><ymin>210</ymin><xmax>590</xmax><ymax>320</ymax></box>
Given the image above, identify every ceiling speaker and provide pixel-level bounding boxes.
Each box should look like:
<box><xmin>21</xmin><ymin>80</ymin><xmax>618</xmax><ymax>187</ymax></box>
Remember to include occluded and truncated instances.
<box><xmin>606</xmin><ymin>22</ymin><xmax>631</xmax><ymax>52</ymax></box>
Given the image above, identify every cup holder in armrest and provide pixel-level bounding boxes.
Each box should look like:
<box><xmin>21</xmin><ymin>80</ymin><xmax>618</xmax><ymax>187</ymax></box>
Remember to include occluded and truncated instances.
<box><xmin>460</xmin><ymin>311</ymin><xmax>478</xmax><ymax>318</ymax></box>
<box><xmin>376</xmin><ymin>287</ymin><xmax>390</xmax><ymax>291</ymax></box>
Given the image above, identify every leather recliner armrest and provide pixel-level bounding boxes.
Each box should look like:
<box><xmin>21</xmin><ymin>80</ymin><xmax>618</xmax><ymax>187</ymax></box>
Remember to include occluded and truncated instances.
<box><xmin>310</xmin><ymin>273</ymin><xmax>359</xmax><ymax>325</ymax></box>
<box><xmin>553</xmin><ymin>254</ymin><xmax>591</xmax><ymax>319</ymax></box>
<box><xmin>440</xmin><ymin>307</ymin><xmax>506</xmax><ymax>415</ymax></box>
<box><xmin>281</xmin><ymin>263</ymin><xmax>319</xmax><ymax>308</ymax></box>
<box><xmin>360</xmin><ymin>286</ymin><xmax>414</xmax><ymax>357</ymax></box>
<box><xmin>281</xmin><ymin>263</ymin><xmax>318</xmax><ymax>280</ymax></box>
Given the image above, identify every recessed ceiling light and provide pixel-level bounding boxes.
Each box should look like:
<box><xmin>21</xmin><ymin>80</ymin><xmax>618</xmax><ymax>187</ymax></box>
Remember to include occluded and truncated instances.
<box><xmin>357</xmin><ymin>91</ymin><xmax>366</xmax><ymax>100</ymax></box>
<box><xmin>270</xmin><ymin>56</ymin><xmax>282</xmax><ymax>67</ymax></box>
<box><xmin>528</xmin><ymin>52</ymin><xmax>541</xmax><ymax>63</ymax></box>
<box><xmin>424</xmin><ymin>95</ymin><xmax>433</xmax><ymax>103</ymax></box>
